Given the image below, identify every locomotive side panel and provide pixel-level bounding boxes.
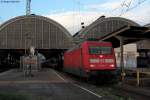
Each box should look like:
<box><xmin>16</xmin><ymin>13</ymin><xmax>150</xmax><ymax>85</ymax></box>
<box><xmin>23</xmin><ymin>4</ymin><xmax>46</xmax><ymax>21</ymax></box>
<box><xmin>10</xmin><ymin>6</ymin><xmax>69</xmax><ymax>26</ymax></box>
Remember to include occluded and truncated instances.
<box><xmin>64</xmin><ymin>48</ymin><xmax>84</xmax><ymax>76</ymax></box>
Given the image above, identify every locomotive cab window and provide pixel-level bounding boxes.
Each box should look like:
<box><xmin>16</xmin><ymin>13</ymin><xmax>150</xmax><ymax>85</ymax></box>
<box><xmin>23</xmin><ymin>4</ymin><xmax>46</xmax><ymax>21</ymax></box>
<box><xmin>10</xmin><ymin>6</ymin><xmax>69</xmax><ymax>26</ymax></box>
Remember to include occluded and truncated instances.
<box><xmin>89</xmin><ymin>46</ymin><xmax>112</xmax><ymax>54</ymax></box>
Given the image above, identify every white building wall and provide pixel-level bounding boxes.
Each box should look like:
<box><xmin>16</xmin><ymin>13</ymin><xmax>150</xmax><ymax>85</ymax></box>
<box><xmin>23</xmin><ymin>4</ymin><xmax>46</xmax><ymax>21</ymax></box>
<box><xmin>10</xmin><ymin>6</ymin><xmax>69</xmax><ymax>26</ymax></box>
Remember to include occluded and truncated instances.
<box><xmin>115</xmin><ymin>44</ymin><xmax>138</xmax><ymax>68</ymax></box>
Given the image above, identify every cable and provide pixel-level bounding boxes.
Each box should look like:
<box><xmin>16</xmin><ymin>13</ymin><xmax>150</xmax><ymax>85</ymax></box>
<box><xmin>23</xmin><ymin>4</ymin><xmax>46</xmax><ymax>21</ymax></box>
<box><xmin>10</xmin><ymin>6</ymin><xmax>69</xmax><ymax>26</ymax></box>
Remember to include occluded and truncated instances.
<box><xmin>119</xmin><ymin>0</ymin><xmax>133</xmax><ymax>16</ymax></box>
<box><xmin>120</xmin><ymin>0</ymin><xmax>148</xmax><ymax>16</ymax></box>
<box><xmin>111</xmin><ymin>0</ymin><xmax>148</xmax><ymax>16</ymax></box>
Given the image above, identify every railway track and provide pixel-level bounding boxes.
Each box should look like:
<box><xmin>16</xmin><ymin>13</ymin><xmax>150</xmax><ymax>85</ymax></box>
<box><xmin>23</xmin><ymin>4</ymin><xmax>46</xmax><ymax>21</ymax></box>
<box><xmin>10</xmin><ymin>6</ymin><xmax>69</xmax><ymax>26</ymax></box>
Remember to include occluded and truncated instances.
<box><xmin>56</xmin><ymin>70</ymin><xmax>150</xmax><ymax>100</ymax></box>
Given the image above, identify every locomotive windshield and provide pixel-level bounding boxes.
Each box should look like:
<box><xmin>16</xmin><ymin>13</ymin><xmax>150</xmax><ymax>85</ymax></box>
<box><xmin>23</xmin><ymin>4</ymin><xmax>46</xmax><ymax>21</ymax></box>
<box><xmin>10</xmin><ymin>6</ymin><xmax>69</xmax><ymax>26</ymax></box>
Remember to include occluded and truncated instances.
<box><xmin>89</xmin><ymin>46</ymin><xmax>112</xmax><ymax>54</ymax></box>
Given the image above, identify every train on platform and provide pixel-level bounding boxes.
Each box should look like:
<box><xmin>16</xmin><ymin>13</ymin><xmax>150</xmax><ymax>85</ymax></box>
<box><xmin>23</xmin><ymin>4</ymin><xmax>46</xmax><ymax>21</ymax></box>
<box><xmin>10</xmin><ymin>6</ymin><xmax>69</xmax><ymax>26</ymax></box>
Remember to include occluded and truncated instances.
<box><xmin>63</xmin><ymin>41</ymin><xmax>117</xmax><ymax>79</ymax></box>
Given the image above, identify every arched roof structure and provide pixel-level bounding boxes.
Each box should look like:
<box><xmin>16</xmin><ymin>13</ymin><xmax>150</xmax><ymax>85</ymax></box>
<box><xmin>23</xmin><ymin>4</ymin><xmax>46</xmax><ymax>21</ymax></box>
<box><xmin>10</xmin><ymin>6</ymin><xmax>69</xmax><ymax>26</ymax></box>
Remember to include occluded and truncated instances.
<box><xmin>0</xmin><ymin>15</ymin><xmax>73</xmax><ymax>49</ymax></box>
<box><xmin>74</xmin><ymin>16</ymin><xmax>140</xmax><ymax>41</ymax></box>
<box><xmin>144</xmin><ymin>23</ymin><xmax>150</xmax><ymax>27</ymax></box>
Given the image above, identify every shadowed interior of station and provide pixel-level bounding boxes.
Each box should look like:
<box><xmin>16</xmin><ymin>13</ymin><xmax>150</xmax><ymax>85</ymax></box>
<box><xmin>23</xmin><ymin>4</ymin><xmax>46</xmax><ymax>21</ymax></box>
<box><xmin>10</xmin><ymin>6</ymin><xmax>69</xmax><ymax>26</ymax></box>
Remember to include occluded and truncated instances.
<box><xmin>0</xmin><ymin>49</ymin><xmax>65</xmax><ymax>70</ymax></box>
<box><xmin>0</xmin><ymin>15</ymin><xmax>73</xmax><ymax>71</ymax></box>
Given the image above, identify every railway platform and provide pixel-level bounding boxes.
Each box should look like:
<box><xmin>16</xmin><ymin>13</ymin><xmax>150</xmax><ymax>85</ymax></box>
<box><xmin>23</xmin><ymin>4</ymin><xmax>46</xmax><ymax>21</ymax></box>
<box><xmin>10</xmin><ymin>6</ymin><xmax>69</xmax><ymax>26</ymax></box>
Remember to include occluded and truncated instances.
<box><xmin>0</xmin><ymin>68</ymin><xmax>149</xmax><ymax>100</ymax></box>
<box><xmin>0</xmin><ymin>68</ymin><xmax>103</xmax><ymax>100</ymax></box>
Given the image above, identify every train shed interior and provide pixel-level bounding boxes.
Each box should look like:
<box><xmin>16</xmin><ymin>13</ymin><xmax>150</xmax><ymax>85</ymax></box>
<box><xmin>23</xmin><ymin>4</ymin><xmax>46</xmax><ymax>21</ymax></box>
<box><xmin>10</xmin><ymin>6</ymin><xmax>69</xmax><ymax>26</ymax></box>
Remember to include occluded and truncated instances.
<box><xmin>0</xmin><ymin>15</ymin><xmax>73</xmax><ymax>69</ymax></box>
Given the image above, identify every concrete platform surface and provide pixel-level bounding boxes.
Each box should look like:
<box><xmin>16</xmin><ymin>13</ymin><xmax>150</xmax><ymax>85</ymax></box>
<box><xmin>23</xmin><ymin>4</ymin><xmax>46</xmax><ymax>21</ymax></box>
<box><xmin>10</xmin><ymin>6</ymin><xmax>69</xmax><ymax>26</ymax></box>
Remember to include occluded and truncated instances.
<box><xmin>0</xmin><ymin>69</ymin><xmax>102</xmax><ymax>100</ymax></box>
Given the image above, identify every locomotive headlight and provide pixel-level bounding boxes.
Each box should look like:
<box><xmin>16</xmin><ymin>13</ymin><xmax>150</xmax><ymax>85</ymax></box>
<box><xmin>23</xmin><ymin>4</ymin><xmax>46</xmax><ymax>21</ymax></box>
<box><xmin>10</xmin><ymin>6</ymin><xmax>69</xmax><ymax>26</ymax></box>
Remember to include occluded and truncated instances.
<box><xmin>110</xmin><ymin>64</ymin><xmax>115</xmax><ymax>67</ymax></box>
<box><xmin>90</xmin><ymin>64</ymin><xmax>95</xmax><ymax>67</ymax></box>
<box><xmin>90</xmin><ymin>59</ymin><xmax>99</xmax><ymax>63</ymax></box>
<box><xmin>105</xmin><ymin>59</ymin><xmax>114</xmax><ymax>63</ymax></box>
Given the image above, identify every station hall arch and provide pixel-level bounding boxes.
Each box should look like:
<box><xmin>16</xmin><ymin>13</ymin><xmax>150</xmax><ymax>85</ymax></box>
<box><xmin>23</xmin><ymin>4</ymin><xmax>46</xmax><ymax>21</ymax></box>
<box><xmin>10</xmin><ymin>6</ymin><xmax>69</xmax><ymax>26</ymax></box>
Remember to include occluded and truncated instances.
<box><xmin>0</xmin><ymin>15</ymin><xmax>73</xmax><ymax>68</ymax></box>
<box><xmin>74</xmin><ymin>16</ymin><xmax>140</xmax><ymax>43</ymax></box>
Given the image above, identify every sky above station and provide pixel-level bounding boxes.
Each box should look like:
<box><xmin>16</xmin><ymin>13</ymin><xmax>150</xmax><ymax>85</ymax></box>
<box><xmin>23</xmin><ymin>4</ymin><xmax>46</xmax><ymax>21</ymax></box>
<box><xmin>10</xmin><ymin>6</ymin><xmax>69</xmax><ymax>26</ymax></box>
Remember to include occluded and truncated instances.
<box><xmin>0</xmin><ymin>0</ymin><xmax>150</xmax><ymax>35</ymax></box>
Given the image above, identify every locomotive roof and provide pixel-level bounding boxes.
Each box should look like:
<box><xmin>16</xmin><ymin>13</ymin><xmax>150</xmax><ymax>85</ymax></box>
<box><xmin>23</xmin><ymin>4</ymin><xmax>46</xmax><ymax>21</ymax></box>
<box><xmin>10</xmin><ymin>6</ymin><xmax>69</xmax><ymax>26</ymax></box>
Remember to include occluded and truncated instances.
<box><xmin>66</xmin><ymin>41</ymin><xmax>112</xmax><ymax>52</ymax></box>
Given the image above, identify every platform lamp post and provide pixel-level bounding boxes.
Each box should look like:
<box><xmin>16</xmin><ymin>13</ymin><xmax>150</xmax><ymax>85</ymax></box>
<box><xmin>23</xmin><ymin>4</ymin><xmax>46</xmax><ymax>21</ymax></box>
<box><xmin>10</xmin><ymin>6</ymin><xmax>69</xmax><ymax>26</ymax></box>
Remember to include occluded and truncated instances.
<box><xmin>24</xmin><ymin>33</ymin><xmax>29</xmax><ymax>55</ymax></box>
<box><xmin>24</xmin><ymin>33</ymin><xmax>33</xmax><ymax>76</ymax></box>
<box><xmin>24</xmin><ymin>33</ymin><xmax>32</xmax><ymax>55</ymax></box>
<box><xmin>24</xmin><ymin>34</ymin><xmax>27</xmax><ymax>55</ymax></box>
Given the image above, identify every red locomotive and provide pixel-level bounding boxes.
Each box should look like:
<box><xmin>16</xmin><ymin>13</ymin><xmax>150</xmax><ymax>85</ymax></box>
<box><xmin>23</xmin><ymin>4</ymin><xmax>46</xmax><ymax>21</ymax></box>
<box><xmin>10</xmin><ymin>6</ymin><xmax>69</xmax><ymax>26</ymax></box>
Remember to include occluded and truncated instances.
<box><xmin>63</xmin><ymin>41</ymin><xmax>117</xmax><ymax>78</ymax></box>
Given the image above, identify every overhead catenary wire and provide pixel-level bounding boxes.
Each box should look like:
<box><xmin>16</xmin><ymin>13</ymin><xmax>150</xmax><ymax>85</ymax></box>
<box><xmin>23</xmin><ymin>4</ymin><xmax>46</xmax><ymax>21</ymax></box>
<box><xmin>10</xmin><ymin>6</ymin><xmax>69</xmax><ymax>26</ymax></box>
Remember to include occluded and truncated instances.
<box><xmin>111</xmin><ymin>0</ymin><xmax>149</xmax><ymax>16</ymax></box>
<box><xmin>110</xmin><ymin>0</ymin><xmax>149</xmax><ymax>16</ymax></box>
<box><xmin>124</xmin><ymin>0</ymin><xmax>148</xmax><ymax>12</ymax></box>
<box><xmin>119</xmin><ymin>0</ymin><xmax>133</xmax><ymax>16</ymax></box>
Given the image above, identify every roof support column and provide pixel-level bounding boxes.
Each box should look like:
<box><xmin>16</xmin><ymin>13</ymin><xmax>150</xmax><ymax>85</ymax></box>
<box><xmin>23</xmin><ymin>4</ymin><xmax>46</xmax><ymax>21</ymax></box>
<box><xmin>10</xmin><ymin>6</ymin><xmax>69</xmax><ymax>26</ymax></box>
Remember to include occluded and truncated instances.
<box><xmin>120</xmin><ymin>36</ymin><xmax>125</xmax><ymax>81</ymax></box>
<box><xmin>116</xmin><ymin>36</ymin><xmax>126</xmax><ymax>81</ymax></box>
